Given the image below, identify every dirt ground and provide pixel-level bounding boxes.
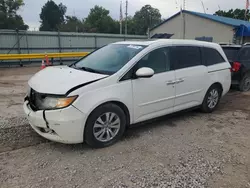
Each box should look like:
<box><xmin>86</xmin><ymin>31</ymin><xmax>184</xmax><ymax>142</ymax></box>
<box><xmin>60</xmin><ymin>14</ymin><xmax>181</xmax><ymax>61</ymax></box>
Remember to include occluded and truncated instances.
<box><xmin>0</xmin><ymin>67</ymin><xmax>250</xmax><ymax>188</ymax></box>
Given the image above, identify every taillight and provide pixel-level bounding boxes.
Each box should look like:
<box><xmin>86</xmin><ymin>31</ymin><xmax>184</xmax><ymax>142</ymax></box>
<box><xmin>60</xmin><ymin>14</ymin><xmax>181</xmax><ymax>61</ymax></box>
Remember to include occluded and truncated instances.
<box><xmin>231</xmin><ymin>62</ymin><xmax>241</xmax><ymax>72</ymax></box>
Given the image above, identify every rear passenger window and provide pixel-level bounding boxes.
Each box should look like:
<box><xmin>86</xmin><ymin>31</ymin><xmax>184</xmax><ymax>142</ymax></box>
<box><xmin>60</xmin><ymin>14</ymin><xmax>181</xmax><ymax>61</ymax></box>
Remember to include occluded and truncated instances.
<box><xmin>203</xmin><ymin>48</ymin><xmax>225</xmax><ymax>66</ymax></box>
<box><xmin>171</xmin><ymin>46</ymin><xmax>201</xmax><ymax>69</ymax></box>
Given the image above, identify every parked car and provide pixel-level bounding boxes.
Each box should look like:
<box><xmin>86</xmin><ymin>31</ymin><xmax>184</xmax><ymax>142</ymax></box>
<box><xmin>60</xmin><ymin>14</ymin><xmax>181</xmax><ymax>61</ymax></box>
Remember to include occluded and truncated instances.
<box><xmin>24</xmin><ymin>39</ymin><xmax>231</xmax><ymax>148</ymax></box>
<box><xmin>221</xmin><ymin>44</ymin><xmax>250</xmax><ymax>91</ymax></box>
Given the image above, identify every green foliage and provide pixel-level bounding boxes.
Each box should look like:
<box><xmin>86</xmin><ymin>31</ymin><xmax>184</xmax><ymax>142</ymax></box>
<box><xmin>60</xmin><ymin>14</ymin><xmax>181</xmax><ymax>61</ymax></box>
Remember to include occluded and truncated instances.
<box><xmin>214</xmin><ymin>9</ymin><xmax>250</xmax><ymax>21</ymax></box>
<box><xmin>38</xmin><ymin>2</ymin><xmax>161</xmax><ymax>35</ymax></box>
<box><xmin>60</xmin><ymin>16</ymin><xmax>85</xmax><ymax>32</ymax></box>
<box><xmin>39</xmin><ymin>0</ymin><xmax>67</xmax><ymax>31</ymax></box>
<box><xmin>84</xmin><ymin>5</ymin><xmax>117</xmax><ymax>33</ymax></box>
<box><xmin>133</xmin><ymin>5</ymin><xmax>162</xmax><ymax>35</ymax></box>
<box><xmin>0</xmin><ymin>0</ymin><xmax>28</xmax><ymax>30</ymax></box>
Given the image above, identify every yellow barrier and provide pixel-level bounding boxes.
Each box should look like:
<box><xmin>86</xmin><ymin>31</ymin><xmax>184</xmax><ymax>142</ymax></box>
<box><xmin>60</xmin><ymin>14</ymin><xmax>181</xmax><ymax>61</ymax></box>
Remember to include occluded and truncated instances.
<box><xmin>0</xmin><ymin>52</ymin><xmax>89</xmax><ymax>60</ymax></box>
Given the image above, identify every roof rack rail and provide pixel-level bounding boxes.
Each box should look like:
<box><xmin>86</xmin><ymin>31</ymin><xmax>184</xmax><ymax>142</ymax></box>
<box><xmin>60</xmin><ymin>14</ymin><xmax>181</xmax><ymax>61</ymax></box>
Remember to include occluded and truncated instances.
<box><xmin>243</xmin><ymin>43</ymin><xmax>250</xmax><ymax>45</ymax></box>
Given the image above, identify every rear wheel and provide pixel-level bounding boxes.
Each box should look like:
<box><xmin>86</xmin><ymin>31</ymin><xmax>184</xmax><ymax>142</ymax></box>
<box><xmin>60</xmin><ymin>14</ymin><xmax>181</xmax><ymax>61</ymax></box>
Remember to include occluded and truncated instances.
<box><xmin>239</xmin><ymin>74</ymin><xmax>250</xmax><ymax>92</ymax></box>
<box><xmin>84</xmin><ymin>103</ymin><xmax>126</xmax><ymax>148</ymax></box>
<box><xmin>201</xmin><ymin>85</ymin><xmax>222</xmax><ymax>113</ymax></box>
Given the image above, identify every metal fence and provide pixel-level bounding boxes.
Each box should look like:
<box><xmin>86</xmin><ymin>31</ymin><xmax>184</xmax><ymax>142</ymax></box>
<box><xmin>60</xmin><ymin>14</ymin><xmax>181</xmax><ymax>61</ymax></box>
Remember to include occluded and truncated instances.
<box><xmin>0</xmin><ymin>30</ymin><xmax>147</xmax><ymax>66</ymax></box>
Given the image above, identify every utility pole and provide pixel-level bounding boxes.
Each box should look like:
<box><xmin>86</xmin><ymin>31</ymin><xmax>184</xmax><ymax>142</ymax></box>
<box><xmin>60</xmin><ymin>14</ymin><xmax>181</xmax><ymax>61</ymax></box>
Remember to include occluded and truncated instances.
<box><xmin>120</xmin><ymin>1</ymin><xmax>123</xmax><ymax>34</ymax></box>
<box><xmin>125</xmin><ymin>0</ymin><xmax>128</xmax><ymax>35</ymax></box>
<box><xmin>183</xmin><ymin>0</ymin><xmax>186</xmax><ymax>10</ymax></box>
<box><xmin>182</xmin><ymin>0</ymin><xmax>186</xmax><ymax>39</ymax></box>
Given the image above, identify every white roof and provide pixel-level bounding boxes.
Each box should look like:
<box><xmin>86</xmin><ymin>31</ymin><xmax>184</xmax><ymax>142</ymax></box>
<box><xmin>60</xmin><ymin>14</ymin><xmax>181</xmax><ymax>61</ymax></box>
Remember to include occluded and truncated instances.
<box><xmin>115</xmin><ymin>39</ymin><xmax>221</xmax><ymax>48</ymax></box>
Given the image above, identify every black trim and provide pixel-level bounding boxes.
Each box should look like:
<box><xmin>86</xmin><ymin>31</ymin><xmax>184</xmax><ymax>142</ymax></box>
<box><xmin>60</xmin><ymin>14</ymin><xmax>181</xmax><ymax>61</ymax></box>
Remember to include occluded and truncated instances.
<box><xmin>43</xmin><ymin>110</ymin><xmax>50</xmax><ymax>128</ymax></box>
<box><xmin>66</xmin><ymin>77</ymin><xmax>108</xmax><ymax>96</ymax></box>
<box><xmin>208</xmin><ymin>68</ymin><xmax>230</xmax><ymax>73</ymax></box>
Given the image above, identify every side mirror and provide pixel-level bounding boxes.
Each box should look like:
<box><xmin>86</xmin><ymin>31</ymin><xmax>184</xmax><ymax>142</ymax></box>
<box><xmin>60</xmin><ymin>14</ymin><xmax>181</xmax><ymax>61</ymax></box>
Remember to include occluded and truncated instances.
<box><xmin>135</xmin><ymin>67</ymin><xmax>154</xmax><ymax>78</ymax></box>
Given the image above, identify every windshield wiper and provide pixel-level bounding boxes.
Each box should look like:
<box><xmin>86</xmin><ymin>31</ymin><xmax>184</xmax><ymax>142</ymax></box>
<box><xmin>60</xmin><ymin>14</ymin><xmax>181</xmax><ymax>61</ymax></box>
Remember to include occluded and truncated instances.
<box><xmin>78</xmin><ymin>67</ymin><xmax>103</xmax><ymax>74</ymax></box>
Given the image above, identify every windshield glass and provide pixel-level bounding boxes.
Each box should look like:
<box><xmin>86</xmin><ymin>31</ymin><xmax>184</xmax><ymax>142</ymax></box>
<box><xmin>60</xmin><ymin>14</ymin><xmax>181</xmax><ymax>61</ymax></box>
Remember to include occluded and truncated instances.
<box><xmin>222</xmin><ymin>47</ymin><xmax>240</xmax><ymax>62</ymax></box>
<box><xmin>73</xmin><ymin>44</ymin><xmax>147</xmax><ymax>75</ymax></box>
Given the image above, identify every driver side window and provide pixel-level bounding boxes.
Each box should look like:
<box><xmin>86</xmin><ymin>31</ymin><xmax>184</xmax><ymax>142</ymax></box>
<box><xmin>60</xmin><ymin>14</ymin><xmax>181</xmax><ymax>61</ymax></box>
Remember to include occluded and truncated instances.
<box><xmin>137</xmin><ymin>47</ymin><xmax>170</xmax><ymax>74</ymax></box>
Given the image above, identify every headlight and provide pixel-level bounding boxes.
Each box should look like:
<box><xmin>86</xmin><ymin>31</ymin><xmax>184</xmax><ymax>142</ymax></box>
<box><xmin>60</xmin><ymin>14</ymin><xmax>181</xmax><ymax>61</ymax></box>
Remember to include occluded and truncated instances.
<box><xmin>37</xmin><ymin>95</ymin><xmax>78</xmax><ymax>110</ymax></box>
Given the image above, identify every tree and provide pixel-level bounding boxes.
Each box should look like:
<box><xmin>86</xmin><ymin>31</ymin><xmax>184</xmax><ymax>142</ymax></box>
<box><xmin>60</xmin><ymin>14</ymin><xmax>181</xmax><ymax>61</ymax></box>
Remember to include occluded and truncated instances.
<box><xmin>84</xmin><ymin>5</ymin><xmax>117</xmax><ymax>33</ymax></box>
<box><xmin>214</xmin><ymin>9</ymin><xmax>250</xmax><ymax>21</ymax></box>
<box><xmin>39</xmin><ymin>0</ymin><xmax>67</xmax><ymax>31</ymax></box>
<box><xmin>133</xmin><ymin>5</ymin><xmax>161</xmax><ymax>35</ymax></box>
<box><xmin>0</xmin><ymin>0</ymin><xmax>28</xmax><ymax>30</ymax></box>
<box><xmin>60</xmin><ymin>16</ymin><xmax>85</xmax><ymax>32</ymax></box>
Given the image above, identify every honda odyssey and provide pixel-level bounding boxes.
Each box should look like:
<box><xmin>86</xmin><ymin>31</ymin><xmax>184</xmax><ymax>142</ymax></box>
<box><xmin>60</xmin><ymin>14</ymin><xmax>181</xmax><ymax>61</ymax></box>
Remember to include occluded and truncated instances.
<box><xmin>24</xmin><ymin>39</ymin><xmax>231</xmax><ymax>148</ymax></box>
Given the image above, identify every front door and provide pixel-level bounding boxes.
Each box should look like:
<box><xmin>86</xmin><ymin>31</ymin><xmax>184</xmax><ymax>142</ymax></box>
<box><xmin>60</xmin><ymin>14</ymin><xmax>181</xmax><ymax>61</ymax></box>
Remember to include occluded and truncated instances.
<box><xmin>132</xmin><ymin>47</ymin><xmax>176</xmax><ymax>123</ymax></box>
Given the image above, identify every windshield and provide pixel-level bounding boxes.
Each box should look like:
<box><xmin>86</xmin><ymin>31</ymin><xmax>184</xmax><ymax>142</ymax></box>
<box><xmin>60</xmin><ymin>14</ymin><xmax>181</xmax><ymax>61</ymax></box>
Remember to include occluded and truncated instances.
<box><xmin>72</xmin><ymin>44</ymin><xmax>146</xmax><ymax>75</ymax></box>
<box><xmin>222</xmin><ymin>47</ymin><xmax>240</xmax><ymax>62</ymax></box>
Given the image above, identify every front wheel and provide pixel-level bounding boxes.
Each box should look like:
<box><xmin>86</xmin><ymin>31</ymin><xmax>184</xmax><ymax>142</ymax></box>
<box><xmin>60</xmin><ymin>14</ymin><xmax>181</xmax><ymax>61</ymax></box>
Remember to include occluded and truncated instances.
<box><xmin>201</xmin><ymin>85</ymin><xmax>222</xmax><ymax>113</ymax></box>
<box><xmin>84</xmin><ymin>103</ymin><xmax>126</xmax><ymax>148</ymax></box>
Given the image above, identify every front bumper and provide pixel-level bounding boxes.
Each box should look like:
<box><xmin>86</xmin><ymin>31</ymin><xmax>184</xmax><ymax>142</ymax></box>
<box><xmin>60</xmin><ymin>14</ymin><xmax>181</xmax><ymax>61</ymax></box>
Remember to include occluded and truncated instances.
<box><xmin>23</xmin><ymin>101</ymin><xmax>86</xmax><ymax>144</ymax></box>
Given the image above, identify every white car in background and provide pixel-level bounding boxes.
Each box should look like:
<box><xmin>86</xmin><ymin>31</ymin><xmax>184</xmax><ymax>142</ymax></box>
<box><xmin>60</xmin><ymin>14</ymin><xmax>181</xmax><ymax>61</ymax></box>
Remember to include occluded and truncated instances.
<box><xmin>23</xmin><ymin>39</ymin><xmax>231</xmax><ymax>148</ymax></box>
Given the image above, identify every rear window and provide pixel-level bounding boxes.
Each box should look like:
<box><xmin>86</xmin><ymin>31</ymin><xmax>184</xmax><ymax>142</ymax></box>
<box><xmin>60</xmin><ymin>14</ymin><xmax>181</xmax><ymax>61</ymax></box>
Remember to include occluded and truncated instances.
<box><xmin>203</xmin><ymin>47</ymin><xmax>225</xmax><ymax>66</ymax></box>
<box><xmin>222</xmin><ymin>47</ymin><xmax>240</xmax><ymax>62</ymax></box>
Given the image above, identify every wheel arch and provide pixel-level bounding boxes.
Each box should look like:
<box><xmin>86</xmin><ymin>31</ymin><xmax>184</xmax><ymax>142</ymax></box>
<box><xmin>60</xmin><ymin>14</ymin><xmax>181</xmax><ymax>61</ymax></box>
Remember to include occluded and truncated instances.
<box><xmin>210</xmin><ymin>82</ymin><xmax>223</xmax><ymax>94</ymax></box>
<box><xmin>86</xmin><ymin>101</ymin><xmax>131</xmax><ymax>127</ymax></box>
<box><xmin>203</xmin><ymin>82</ymin><xmax>223</xmax><ymax>100</ymax></box>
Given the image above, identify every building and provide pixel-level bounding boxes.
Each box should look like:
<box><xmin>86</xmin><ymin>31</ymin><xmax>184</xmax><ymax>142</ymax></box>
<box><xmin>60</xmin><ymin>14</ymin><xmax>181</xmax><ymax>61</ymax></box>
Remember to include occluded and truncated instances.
<box><xmin>150</xmin><ymin>10</ymin><xmax>250</xmax><ymax>44</ymax></box>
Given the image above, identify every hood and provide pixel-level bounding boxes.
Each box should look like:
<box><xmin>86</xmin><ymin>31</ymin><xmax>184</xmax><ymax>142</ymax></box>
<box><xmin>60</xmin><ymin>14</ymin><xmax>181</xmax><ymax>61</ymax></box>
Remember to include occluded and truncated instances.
<box><xmin>28</xmin><ymin>66</ymin><xmax>108</xmax><ymax>95</ymax></box>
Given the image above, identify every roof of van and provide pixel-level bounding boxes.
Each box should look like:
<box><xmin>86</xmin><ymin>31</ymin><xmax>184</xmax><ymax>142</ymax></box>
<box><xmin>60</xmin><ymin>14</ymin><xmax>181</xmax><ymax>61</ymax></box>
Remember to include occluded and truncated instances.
<box><xmin>115</xmin><ymin>39</ymin><xmax>220</xmax><ymax>48</ymax></box>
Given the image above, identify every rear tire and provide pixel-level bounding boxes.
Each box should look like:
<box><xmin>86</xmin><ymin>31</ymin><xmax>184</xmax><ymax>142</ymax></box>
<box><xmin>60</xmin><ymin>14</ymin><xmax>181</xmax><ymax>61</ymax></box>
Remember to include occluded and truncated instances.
<box><xmin>201</xmin><ymin>85</ymin><xmax>222</xmax><ymax>113</ymax></box>
<box><xmin>84</xmin><ymin>103</ymin><xmax>126</xmax><ymax>148</ymax></box>
<box><xmin>239</xmin><ymin>74</ymin><xmax>250</xmax><ymax>92</ymax></box>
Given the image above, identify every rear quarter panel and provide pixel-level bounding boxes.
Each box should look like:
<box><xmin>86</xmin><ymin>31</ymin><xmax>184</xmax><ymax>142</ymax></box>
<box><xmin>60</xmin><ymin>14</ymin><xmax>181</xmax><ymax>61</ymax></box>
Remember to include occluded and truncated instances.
<box><xmin>207</xmin><ymin>62</ymin><xmax>231</xmax><ymax>96</ymax></box>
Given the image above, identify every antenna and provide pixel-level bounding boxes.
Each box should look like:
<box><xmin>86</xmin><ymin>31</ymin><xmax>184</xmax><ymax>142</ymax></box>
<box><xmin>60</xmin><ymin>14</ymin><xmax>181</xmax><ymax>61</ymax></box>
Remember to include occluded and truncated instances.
<box><xmin>125</xmin><ymin>0</ymin><xmax>128</xmax><ymax>35</ymax></box>
<box><xmin>200</xmin><ymin>0</ymin><xmax>206</xmax><ymax>14</ymax></box>
<box><xmin>218</xmin><ymin>4</ymin><xmax>221</xmax><ymax>10</ymax></box>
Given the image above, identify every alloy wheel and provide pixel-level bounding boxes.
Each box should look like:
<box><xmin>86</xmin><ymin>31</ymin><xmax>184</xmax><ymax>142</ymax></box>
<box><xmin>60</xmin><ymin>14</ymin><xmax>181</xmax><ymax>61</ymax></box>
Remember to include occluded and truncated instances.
<box><xmin>93</xmin><ymin>112</ymin><xmax>121</xmax><ymax>142</ymax></box>
<box><xmin>207</xmin><ymin>89</ymin><xmax>219</xmax><ymax>109</ymax></box>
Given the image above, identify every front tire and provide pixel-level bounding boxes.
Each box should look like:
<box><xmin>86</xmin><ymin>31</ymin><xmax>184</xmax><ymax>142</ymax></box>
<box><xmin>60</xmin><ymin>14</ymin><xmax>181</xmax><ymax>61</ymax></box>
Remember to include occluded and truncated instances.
<box><xmin>84</xmin><ymin>103</ymin><xmax>126</xmax><ymax>148</ymax></box>
<box><xmin>201</xmin><ymin>85</ymin><xmax>222</xmax><ymax>113</ymax></box>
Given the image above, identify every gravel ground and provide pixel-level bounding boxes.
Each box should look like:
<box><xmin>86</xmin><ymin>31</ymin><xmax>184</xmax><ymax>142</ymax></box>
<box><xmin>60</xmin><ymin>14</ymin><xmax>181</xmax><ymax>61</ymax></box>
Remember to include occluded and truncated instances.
<box><xmin>0</xmin><ymin>67</ymin><xmax>250</xmax><ymax>188</ymax></box>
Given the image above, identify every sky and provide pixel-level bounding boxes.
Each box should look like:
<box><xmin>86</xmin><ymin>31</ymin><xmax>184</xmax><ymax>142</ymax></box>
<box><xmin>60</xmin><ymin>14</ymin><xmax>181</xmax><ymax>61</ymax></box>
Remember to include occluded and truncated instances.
<box><xmin>18</xmin><ymin>0</ymin><xmax>246</xmax><ymax>30</ymax></box>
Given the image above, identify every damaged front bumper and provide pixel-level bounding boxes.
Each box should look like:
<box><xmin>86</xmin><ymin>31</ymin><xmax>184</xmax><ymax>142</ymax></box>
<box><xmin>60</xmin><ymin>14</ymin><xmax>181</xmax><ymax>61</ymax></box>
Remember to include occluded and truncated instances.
<box><xmin>23</xmin><ymin>101</ymin><xmax>86</xmax><ymax>144</ymax></box>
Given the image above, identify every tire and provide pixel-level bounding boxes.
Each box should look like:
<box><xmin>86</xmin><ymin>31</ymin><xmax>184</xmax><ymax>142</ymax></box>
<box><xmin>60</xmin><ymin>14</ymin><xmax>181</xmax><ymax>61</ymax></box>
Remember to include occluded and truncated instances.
<box><xmin>239</xmin><ymin>74</ymin><xmax>250</xmax><ymax>92</ymax></box>
<box><xmin>84</xmin><ymin>103</ymin><xmax>126</xmax><ymax>148</ymax></box>
<box><xmin>201</xmin><ymin>85</ymin><xmax>222</xmax><ymax>113</ymax></box>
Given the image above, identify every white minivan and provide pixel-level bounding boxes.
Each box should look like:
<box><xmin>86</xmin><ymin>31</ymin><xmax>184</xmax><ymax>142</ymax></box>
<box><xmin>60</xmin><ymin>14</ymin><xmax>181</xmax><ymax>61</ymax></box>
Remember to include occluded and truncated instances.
<box><xmin>24</xmin><ymin>39</ymin><xmax>231</xmax><ymax>148</ymax></box>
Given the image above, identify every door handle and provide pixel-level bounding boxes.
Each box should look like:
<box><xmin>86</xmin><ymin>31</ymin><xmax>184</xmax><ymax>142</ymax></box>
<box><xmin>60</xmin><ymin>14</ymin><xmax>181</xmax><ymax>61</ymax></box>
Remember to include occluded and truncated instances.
<box><xmin>166</xmin><ymin>80</ymin><xmax>176</xmax><ymax>85</ymax></box>
<box><xmin>176</xmin><ymin>78</ymin><xmax>185</xmax><ymax>84</ymax></box>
